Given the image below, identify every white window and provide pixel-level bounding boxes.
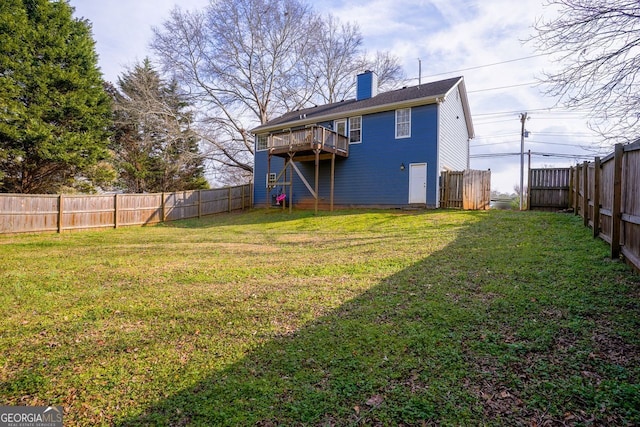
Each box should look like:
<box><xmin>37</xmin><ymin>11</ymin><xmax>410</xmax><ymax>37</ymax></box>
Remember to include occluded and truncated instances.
<box><xmin>349</xmin><ymin>116</ymin><xmax>361</xmax><ymax>144</ymax></box>
<box><xmin>256</xmin><ymin>134</ymin><xmax>268</xmax><ymax>151</ymax></box>
<box><xmin>266</xmin><ymin>173</ymin><xmax>276</xmax><ymax>187</ymax></box>
<box><xmin>396</xmin><ymin>108</ymin><xmax>411</xmax><ymax>139</ymax></box>
<box><xmin>334</xmin><ymin>119</ymin><xmax>347</xmax><ymax>136</ymax></box>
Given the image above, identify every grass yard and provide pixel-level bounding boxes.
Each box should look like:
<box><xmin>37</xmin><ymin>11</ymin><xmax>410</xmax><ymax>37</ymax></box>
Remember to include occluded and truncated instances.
<box><xmin>1</xmin><ymin>209</ymin><xmax>639</xmax><ymax>426</ymax></box>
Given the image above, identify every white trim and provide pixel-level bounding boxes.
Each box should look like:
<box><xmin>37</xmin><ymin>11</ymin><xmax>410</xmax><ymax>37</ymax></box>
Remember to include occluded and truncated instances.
<box><xmin>436</xmin><ymin>104</ymin><xmax>441</xmax><ymax>208</ymax></box>
<box><xmin>408</xmin><ymin>163</ymin><xmax>427</xmax><ymax>204</ymax></box>
<box><xmin>395</xmin><ymin>108</ymin><xmax>411</xmax><ymax>139</ymax></box>
<box><xmin>349</xmin><ymin>116</ymin><xmax>362</xmax><ymax>144</ymax></box>
<box><xmin>334</xmin><ymin>118</ymin><xmax>347</xmax><ymax>137</ymax></box>
<box><xmin>266</xmin><ymin>173</ymin><xmax>276</xmax><ymax>188</ymax></box>
<box><xmin>256</xmin><ymin>134</ymin><xmax>268</xmax><ymax>151</ymax></box>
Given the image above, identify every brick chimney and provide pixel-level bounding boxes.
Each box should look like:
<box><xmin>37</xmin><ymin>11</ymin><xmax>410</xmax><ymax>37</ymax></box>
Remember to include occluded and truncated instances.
<box><xmin>356</xmin><ymin>70</ymin><xmax>378</xmax><ymax>101</ymax></box>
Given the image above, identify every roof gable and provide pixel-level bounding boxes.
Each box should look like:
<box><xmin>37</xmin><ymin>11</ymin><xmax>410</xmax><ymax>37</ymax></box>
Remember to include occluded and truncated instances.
<box><xmin>252</xmin><ymin>76</ymin><xmax>472</xmax><ymax>135</ymax></box>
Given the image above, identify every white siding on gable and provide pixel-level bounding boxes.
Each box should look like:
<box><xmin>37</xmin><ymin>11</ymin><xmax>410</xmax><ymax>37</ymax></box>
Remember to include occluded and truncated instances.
<box><xmin>438</xmin><ymin>86</ymin><xmax>470</xmax><ymax>172</ymax></box>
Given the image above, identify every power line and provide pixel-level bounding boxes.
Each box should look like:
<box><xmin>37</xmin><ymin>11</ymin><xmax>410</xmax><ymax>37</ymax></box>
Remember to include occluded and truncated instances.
<box><xmin>533</xmin><ymin>132</ymin><xmax>596</xmax><ymax>137</ymax></box>
<box><xmin>472</xmin><ymin>139</ymin><xmax>598</xmax><ymax>147</ymax></box>
<box><xmin>468</xmin><ymin>82</ymin><xmax>538</xmax><ymax>93</ymax></box>
<box><xmin>474</xmin><ymin>107</ymin><xmax>593</xmax><ymax>117</ymax></box>
<box><xmin>473</xmin><ymin>118</ymin><xmax>521</xmax><ymax>125</ymax></box>
<box><xmin>470</xmin><ymin>152</ymin><xmax>521</xmax><ymax>158</ymax></box>
<box><xmin>474</xmin><ymin>132</ymin><xmax>520</xmax><ymax>139</ymax></box>
<box><xmin>471</xmin><ymin>151</ymin><xmax>594</xmax><ymax>160</ymax></box>
<box><xmin>420</xmin><ymin>54</ymin><xmax>549</xmax><ymax>79</ymax></box>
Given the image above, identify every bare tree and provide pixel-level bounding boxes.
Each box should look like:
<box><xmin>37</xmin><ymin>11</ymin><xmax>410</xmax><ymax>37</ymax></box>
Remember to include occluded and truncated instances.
<box><xmin>366</xmin><ymin>51</ymin><xmax>405</xmax><ymax>92</ymax></box>
<box><xmin>151</xmin><ymin>0</ymin><xmax>321</xmax><ymax>181</ymax></box>
<box><xmin>110</xmin><ymin>59</ymin><xmax>208</xmax><ymax>193</ymax></box>
<box><xmin>530</xmin><ymin>0</ymin><xmax>640</xmax><ymax>143</ymax></box>
<box><xmin>151</xmin><ymin>0</ymin><xmax>405</xmax><ymax>182</ymax></box>
<box><xmin>311</xmin><ymin>15</ymin><xmax>363</xmax><ymax>104</ymax></box>
<box><xmin>311</xmin><ymin>16</ymin><xmax>405</xmax><ymax>104</ymax></box>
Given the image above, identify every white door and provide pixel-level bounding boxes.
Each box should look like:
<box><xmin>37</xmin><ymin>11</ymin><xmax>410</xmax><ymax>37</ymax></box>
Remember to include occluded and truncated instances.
<box><xmin>409</xmin><ymin>163</ymin><xmax>427</xmax><ymax>204</ymax></box>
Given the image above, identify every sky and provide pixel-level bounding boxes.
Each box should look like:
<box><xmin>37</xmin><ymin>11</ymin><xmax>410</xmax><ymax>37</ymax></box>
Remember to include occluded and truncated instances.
<box><xmin>68</xmin><ymin>0</ymin><xmax>606</xmax><ymax>193</ymax></box>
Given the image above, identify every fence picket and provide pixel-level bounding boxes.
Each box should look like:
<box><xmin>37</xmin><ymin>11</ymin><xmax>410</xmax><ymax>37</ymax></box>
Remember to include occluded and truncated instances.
<box><xmin>525</xmin><ymin>140</ymin><xmax>639</xmax><ymax>272</ymax></box>
<box><xmin>439</xmin><ymin>170</ymin><xmax>490</xmax><ymax>210</ymax></box>
<box><xmin>0</xmin><ymin>184</ymin><xmax>253</xmax><ymax>234</ymax></box>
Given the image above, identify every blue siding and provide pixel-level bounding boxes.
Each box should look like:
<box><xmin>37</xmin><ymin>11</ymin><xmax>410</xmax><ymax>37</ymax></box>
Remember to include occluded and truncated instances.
<box><xmin>255</xmin><ymin>104</ymin><xmax>440</xmax><ymax>207</ymax></box>
<box><xmin>254</xmin><ymin>150</ymin><xmax>286</xmax><ymax>206</ymax></box>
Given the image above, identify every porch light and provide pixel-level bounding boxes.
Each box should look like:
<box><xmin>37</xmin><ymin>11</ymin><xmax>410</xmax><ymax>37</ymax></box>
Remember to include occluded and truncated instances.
<box><xmin>400</xmin><ymin>163</ymin><xmax>405</xmax><ymax>171</ymax></box>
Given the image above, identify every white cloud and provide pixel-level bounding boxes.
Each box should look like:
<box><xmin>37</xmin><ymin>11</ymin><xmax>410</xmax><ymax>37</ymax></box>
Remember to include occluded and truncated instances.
<box><xmin>68</xmin><ymin>0</ymin><xmax>209</xmax><ymax>83</ymax></box>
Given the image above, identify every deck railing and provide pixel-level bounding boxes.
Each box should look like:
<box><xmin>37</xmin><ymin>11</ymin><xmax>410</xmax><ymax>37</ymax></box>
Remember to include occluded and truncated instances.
<box><xmin>269</xmin><ymin>126</ymin><xmax>349</xmax><ymax>156</ymax></box>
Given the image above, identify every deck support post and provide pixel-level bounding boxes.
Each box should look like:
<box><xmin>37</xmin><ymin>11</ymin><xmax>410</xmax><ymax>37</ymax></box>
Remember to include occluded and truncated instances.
<box><xmin>267</xmin><ymin>153</ymin><xmax>272</xmax><ymax>209</ymax></box>
<box><xmin>282</xmin><ymin>159</ymin><xmax>287</xmax><ymax>211</ymax></box>
<box><xmin>288</xmin><ymin>153</ymin><xmax>294</xmax><ymax>213</ymax></box>
<box><xmin>314</xmin><ymin>145</ymin><xmax>320</xmax><ymax>215</ymax></box>
<box><xmin>330</xmin><ymin>153</ymin><xmax>335</xmax><ymax>212</ymax></box>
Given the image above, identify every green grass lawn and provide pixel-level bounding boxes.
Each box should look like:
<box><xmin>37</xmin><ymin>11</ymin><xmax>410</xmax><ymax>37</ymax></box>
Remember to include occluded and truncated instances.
<box><xmin>1</xmin><ymin>209</ymin><xmax>638</xmax><ymax>426</ymax></box>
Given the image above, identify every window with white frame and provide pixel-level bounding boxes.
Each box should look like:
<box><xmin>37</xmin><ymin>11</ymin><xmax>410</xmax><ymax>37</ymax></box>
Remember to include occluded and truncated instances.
<box><xmin>396</xmin><ymin>108</ymin><xmax>411</xmax><ymax>139</ymax></box>
<box><xmin>266</xmin><ymin>173</ymin><xmax>276</xmax><ymax>187</ymax></box>
<box><xmin>334</xmin><ymin>119</ymin><xmax>347</xmax><ymax>136</ymax></box>
<box><xmin>256</xmin><ymin>134</ymin><xmax>268</xmax><ymax>151</ymax></box>
<box><xmin>349</xmin><ymin>116</ymin><xmax>361</xmax><ymax>144</ymax></box>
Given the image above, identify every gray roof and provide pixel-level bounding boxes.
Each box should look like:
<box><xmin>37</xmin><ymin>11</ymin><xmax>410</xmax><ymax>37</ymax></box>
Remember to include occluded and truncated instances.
<box><xmin>252</xmin><ymin>76</ymin><xmax>474</xmax><ymax>137</ymax></box>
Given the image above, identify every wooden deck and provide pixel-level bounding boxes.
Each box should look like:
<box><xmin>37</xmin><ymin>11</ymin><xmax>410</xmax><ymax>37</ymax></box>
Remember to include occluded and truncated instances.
<box><xmin>268</xmin><ymin>126</ymin><xmax>349</xmax><ymax>159</ymax></box>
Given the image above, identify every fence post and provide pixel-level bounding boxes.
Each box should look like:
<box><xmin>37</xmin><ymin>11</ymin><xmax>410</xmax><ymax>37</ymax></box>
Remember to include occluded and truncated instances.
<box><xmin>441</xmin><ymin>172</ymin><xmax>448</xmax><ymax>208</ymax></box>
<box><xmin>57</xmin><ymin>194</ymin><xmax>64</xmax><ymax>233</ymax></box>
<box><xmin>527</xmin><ymin>166</ymin><xmax>532</xmax><ymax>210</ymax></box>
<box><xmin>241</xmin><ymin>185</ymin><xmax>245</xmax><ymax>210</ymax></box>
<box><xmin>593</xmin><ymin>157</ymin><xmax>600</xmax><ymax>238</ymax></box>
<box><xmin>161</xmin><ymin>192</ymin><xmax>166</xmax><ymax>222</ymax></box>
<box><xmin>574</xmin><ymin>164</ymin><xmax>580</xmax><ymax>216</ymax></box>
<box><xmin>114</xmin><ymin>194</ymin><xmax>119</xmax><ymax>229</ymax></box>
<box><xmin>611</xmin><ymin>144</ymin><xmax>623</xmax><ymax>259</ymax></box>
<box><xmin>568</xmin><ymin>167</ymin><xmax>574</xmax><ymax>212</ymax></box>
<box><xmin>582</xmin><ymin>161</ymin><xmax>589</xmax><ymax>226</ymax></box>
<box><xmin>198</xmin><ymin>190</ymin><xmax>202</xmax><ymax>219</ymax></box>
<box><xmin>228</xmin><ymin>187</ymin><xmax>232</xmax><ymax>212</ymax></box>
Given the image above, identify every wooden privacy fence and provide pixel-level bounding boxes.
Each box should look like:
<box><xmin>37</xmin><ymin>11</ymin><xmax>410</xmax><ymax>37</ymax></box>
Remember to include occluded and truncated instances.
<box><xmin>0</xmin><ymin>184</ymin><xmax>253</xmax><ymax>234</ymax></box>
<box><xmin>439</xmin><ymin>169</ymin><xmax>491</xmax><ymax>210</ymax></box>
<box><xmin>568</xmin><ymin>141</ymin><xmax>640</xmax><ymax>271</ymax></box>
<box><xmin>529</xmin><ymin>141</ymin><xmax>640</xmax><ymax>271</ymax></box>
<box><xmin>527</xmin><ymin>168</ymin><xmax>571</xmax><ymax>211</ymax></box>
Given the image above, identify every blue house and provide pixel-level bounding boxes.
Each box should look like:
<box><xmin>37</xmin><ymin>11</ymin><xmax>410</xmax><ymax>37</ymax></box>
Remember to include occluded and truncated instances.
<box><xmin>251</xmin><ymin>71</ymin><xmax>475</xmax><ymax>210</ymax></box>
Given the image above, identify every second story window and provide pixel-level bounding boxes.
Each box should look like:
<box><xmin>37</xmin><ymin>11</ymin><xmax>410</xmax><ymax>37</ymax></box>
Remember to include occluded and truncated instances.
<box><xmin>396</xmin><ymin>108</ymin><xmax>411</xmax><ymax>139</ymax></box>
<box><xmin>334</xmin><ymin>119</ymin><xmax>347</xmax><ymax>136</ymax></box>
<box><xmin>256</xmin><ymin>134</ymin><xmax>268</xmax><ymax>150</ymax></box>
<box><xmin>349</xmin><ymin>116</ymin><xmax>361</xmax><ymax>144</ymax></box>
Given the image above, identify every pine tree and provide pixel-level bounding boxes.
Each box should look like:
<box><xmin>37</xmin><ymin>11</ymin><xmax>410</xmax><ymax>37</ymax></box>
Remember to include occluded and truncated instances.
<box><xmin>0</xmin><ymin>0</ymin><xmax>112</xmax><ymax>193</ymax></box>
<box><xmin>110</xmin><ymin>59</ymin><xmax>208</xmax><ymax>193</ymax></box>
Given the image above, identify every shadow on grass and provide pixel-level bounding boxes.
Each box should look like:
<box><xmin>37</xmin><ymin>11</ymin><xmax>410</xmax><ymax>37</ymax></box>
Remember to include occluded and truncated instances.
<box><xmin>120</xmin><ymin>212</ymin><xmax>640</xmax><ymax>426</ymax></box>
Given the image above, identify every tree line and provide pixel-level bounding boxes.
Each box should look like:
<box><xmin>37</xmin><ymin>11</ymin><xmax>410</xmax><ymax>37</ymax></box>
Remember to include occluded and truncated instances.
<box><xmin>0</xmin><ymin>0</ymin><xmax>403</xmax><ymax>194</ymax></box>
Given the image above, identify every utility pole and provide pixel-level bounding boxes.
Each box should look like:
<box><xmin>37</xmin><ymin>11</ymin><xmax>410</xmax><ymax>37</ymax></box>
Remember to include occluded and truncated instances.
<box><xmin>519</xmin><ymin>112</ymin><xmax>528</xmax><ymax>210</ymax></box>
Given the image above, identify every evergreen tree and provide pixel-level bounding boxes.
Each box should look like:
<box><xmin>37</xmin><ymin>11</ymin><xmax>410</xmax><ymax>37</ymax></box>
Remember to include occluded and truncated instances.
<box><xmin>111</xmin><ymin>59</ymin><xmax>208</xmax><ymax>193</ymax></box>
<box><xmin>0</xmin><ymin>0</ymin><xmax>112</xmax><ymax>193</ymax></box>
